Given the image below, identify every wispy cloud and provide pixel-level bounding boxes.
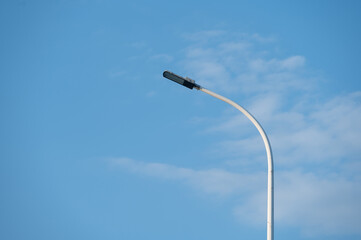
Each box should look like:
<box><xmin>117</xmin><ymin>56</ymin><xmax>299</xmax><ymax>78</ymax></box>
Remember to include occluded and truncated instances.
<box><xmin>111</xmin><ymin>157</ymin><xmax>261</xmax><ymax>196</ymax></box>
<box><xmin>181</xmin><ymin>33</ymin><xmax>313</xmax><ymax>95</ymax></box>
<box><xmin>111</xmin><ymin>158</ymin><xmax>361</xmax><ymax>236</ymax></box>
<box><xmin>180</xmin><ymin>31</ymin><xmax>361</xmax><ymax>169</ymax></box>
<box><xmin>211</xmin><ymin>91</ymin><xmax>361</xmax><ymax>169</ymax></box>
<box><xmin>235</xmin><ymin>170</ymin><xmax>361</xmax><ymax>236</ymax></box>
<box><xmin>113</xmin><ymin>31</ymin><xmax>361</xmax><ymax>237</ymax></box>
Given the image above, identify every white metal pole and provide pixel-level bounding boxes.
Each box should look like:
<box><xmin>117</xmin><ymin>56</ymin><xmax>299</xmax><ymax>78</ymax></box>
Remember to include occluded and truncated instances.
<box><xmin>199</xmin><ymin>87</ymin><xmax>274</xmax><ymax>240</ymax></box>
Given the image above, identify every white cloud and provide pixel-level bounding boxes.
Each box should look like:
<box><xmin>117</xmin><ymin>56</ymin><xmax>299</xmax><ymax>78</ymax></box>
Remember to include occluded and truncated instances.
<box><xmin>111</xmin><ymin>157</ymin><xmax>261</xmax><ymax>196</ymax></box>
<box><xmin>206</xmin><ymin>92</ymin><xmax>361</xmax><ymax>173</ymax></box>
<box><xmin>177</xmin><ymin>31</ymin><xmax>361</xmax><ymax>236</ymax></box>
<box><xmin>269</xmin><ymin>92</ymin><xmax>361</xmax><ymax>165</ymax></box>
<box><xmin>112</xmin><ymin>158</ymin><xmax>361</xmax><ymax>236</ymax></box>
<box><xmin>180</xmin><ymin>31</ymin><xmax>361</xmax><ymax>169</ymax></box>
<box><xmin>113</xmin><ymin>31</ymin><xmax>361</xmax><ymax>237</ymax></box>
<box><xmin>249</xmin><ymin>56</ymin><xmax>305</xmax><ymax>72</ymax></box>
<box><xmin>280</xmin><ymin>55</ymin><xmax>305</xmax><ymax>70</ymax></box>
<box><xmin>235</xmin><ymin>170</ymin><xmax>361</xmax><ymax>236</ymax></box>
<box><xmin>181</xmin><ymin>33</ymin><xmax>312</xmax><ymax>95</ymax></box>
<box><xmin>219</xmin><ymin>41</ymin><xmax>251</xmax><ymax>53</ymax></box>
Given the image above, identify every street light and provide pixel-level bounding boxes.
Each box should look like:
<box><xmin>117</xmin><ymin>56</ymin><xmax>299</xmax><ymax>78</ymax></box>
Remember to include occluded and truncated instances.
<box><xmin>163</xmin><ymin>70</ymin><xmax>274</xmax><ymax>240</ymax></box>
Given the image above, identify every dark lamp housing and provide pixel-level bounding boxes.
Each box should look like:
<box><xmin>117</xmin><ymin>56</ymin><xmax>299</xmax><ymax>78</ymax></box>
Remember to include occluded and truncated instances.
<box><xmin>163</xmin><ymin>70</ymin><xmax>201</xmax><ymax>90</ymax></box>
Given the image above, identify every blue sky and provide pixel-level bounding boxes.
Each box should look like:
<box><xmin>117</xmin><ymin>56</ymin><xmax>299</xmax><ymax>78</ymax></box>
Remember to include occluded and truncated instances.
<box><xmin>1</xmin><ymin>0</ymin><xmax>361</xmax><ymax>239</ymax></box>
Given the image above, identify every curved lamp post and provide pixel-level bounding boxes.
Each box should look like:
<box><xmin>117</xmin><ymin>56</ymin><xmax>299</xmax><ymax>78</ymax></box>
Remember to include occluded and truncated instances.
<box><xmin>163</xmin><ymin>70</ymin><xmax>274</xmax><ymax>240</ymax></box>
